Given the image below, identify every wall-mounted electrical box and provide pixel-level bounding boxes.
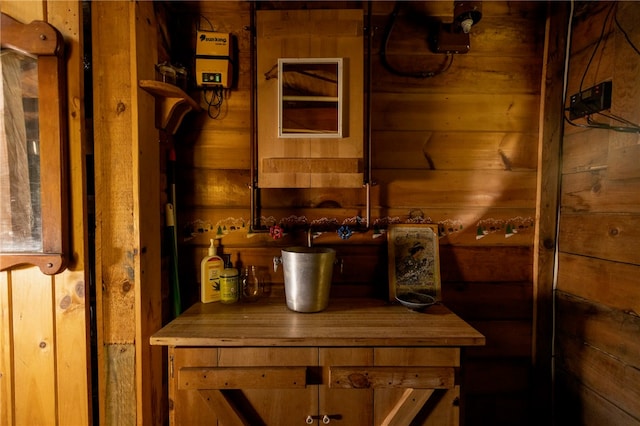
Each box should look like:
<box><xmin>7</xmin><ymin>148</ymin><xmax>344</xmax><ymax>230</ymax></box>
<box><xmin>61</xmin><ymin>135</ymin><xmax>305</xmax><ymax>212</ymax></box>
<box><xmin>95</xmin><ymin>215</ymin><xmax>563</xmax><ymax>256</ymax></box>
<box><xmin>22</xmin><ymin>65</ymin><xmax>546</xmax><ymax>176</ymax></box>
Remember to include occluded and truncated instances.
<box><xmin>569</xmin><ymin>81</ymin><xmax>612</xmax><ymax>120</ymax></box>
<box><xmin>195</xmin><ymin>31</ymin><xmax>234</xmax><ymax>88</ymax></box>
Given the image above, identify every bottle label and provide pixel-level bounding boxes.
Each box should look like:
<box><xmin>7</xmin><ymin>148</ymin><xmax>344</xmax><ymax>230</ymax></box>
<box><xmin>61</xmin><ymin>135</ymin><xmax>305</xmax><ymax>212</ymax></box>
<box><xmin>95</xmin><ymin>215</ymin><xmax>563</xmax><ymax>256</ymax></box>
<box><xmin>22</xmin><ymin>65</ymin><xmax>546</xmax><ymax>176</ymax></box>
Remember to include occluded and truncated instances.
<box><xmin>220</xmin><ymin>275</ymin><xmax>239</xmax><ymax>303</ymax></box>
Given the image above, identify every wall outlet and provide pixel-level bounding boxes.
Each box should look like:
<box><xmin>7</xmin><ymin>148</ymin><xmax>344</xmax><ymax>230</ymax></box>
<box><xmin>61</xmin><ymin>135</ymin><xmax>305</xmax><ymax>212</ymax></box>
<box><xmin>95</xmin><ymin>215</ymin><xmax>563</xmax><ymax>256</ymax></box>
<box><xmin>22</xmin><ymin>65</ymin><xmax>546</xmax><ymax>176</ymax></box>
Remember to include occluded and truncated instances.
<box><xmin>569</xmin><ymin>81</ymin><xmax>612</xmax><ymax>120</ymax></box>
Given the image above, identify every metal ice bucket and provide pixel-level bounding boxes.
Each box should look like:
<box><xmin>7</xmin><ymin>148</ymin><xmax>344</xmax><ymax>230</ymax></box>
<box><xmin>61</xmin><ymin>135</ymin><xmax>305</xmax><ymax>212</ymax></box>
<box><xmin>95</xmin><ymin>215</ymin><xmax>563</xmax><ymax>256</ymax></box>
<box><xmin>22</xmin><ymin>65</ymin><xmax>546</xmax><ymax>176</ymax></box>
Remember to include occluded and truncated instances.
<box><xmin>274</xmin><ymin>247</ymin><xmax>336</xmax><ymax>312</ymax></box>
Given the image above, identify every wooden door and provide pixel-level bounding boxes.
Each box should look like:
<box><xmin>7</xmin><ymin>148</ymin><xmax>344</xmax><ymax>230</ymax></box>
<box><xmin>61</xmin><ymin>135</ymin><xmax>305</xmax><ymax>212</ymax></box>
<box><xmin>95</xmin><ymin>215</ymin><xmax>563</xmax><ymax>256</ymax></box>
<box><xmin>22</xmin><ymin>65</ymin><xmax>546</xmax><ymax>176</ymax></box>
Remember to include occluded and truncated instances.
<box><xmin>218</xmin><ymin>347</ymin><xmax>318</xmax><ymax>425</ymax></box>
<box><xmin>0</xmin><ymin>2</ymin><xmax>91</xmax><ymax>425</ymax></box>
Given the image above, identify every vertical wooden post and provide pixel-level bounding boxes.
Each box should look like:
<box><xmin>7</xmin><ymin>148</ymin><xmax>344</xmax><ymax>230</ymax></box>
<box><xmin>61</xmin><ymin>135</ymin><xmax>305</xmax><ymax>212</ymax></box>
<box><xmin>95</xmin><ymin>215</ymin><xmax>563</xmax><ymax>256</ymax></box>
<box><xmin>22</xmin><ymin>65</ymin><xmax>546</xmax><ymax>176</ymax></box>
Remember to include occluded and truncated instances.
<box><xmin>93</xmin><ymin>1</ymin><xmax>162</xmax><ymax>424</ymax></box>
<box><xmin>533</xmin><ymin>2</ymin><xmax>569</xmax><ymax>424</ymax></box>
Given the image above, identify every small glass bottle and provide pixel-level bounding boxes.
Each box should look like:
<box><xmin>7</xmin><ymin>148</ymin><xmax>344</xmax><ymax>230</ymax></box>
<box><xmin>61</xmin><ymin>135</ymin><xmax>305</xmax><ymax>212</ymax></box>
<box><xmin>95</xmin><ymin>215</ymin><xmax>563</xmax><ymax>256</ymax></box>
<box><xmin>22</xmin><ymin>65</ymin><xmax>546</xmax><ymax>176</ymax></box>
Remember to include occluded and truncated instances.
<box><xmin>241</xmin><ymin>265</ymin><xmax>262</xmax><ymax>302</ymax></box>
<box><xmin>220</xmin><ymin>255</ymin><xmax>239</xmax><ymax>304</ymax></box>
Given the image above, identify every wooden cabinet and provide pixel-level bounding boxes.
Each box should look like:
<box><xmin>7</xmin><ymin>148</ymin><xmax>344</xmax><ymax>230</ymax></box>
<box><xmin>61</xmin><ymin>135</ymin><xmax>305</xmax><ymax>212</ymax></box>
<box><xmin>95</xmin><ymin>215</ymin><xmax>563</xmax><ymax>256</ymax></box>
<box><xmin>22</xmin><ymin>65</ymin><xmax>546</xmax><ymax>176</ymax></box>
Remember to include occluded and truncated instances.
<box><xmin>151</xmin><ymin>299</ymin><xmax>484</xmax><ymax>425</ymax></box>
<box><xmin>256</xmin><ymin>10</ymin><xmax>364</xmax><ymax>188</ymax></box>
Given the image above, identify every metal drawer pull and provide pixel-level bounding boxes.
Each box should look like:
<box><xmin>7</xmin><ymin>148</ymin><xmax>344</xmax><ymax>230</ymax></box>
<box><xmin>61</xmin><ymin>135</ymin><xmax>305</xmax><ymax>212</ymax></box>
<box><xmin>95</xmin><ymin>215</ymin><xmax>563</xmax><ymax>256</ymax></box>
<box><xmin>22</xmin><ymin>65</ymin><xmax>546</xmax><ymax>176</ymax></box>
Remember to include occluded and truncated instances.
<box><xmin>322</xmin><ymin>414</ymin><xmax>331</xmax><ymax>424</ymax></box>
<box><xmin>306</xmin><ymin>415</ymin><xmax>314</xmax><ymax>424</ymax></box>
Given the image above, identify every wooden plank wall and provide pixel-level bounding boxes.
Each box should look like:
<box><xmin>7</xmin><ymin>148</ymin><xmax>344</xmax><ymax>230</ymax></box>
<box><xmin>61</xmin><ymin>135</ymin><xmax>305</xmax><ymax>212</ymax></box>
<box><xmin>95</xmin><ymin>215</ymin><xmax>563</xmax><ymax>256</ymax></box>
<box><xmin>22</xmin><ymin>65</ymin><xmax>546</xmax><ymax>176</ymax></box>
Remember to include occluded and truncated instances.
<box><xmin>164</xmin><ymin>1</ymin><xmax>547</xmax><ymax>425</ymax></box>
<box><xmin>555</xmin><ymin>2</ymin><xmax>640</xmax><ymax>424</ymax></box>
<box><xmin>92</xmin><ymin>2</ymin><xmax>163</xmax><ymax>425</ymax></box>
<box><xmin>0</xmin><ymin>1</ymin><xmax>91</xmax><ymax>425</ymax></box>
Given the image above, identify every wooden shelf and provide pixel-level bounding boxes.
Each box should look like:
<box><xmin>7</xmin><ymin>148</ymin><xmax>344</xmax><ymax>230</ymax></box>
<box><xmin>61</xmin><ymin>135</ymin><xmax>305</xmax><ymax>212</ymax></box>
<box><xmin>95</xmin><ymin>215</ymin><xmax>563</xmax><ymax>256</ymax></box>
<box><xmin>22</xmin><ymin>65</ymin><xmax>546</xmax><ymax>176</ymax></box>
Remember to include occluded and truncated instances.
<box><xmin>139</xmin><ymin>80</ymin><xmax>201</xmax><ymax>134</ymax></box>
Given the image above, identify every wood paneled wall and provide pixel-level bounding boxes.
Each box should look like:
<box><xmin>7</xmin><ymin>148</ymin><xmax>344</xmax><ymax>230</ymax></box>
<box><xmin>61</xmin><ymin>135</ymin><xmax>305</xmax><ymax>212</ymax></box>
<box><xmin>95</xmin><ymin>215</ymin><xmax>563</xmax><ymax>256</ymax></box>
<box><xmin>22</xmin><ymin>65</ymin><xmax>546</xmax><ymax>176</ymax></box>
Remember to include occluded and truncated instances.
<box><xmin>0</xmin><ymin>1</ymin><xmax>91</xmax><ymax>425</ymax></box>
<box><xmin>555</xmin><ymin>2</ymin><xmax>640</xmax><ymax>424</ymax></box>
<box><xmin>163</xmin><ymin>1</ymin><xmax>548</xmax><ymax>425</ymax></box>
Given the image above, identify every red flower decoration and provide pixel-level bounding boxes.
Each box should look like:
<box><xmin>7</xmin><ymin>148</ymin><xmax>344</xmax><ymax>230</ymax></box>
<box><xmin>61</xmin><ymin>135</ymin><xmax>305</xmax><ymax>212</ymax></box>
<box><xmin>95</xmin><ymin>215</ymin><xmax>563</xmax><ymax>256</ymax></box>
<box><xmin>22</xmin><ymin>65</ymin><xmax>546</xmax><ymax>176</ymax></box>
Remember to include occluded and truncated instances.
<box><xmin>269</xmin><ymin>225</ymin><xmax>283</xmax><ymax>240</ymax></box>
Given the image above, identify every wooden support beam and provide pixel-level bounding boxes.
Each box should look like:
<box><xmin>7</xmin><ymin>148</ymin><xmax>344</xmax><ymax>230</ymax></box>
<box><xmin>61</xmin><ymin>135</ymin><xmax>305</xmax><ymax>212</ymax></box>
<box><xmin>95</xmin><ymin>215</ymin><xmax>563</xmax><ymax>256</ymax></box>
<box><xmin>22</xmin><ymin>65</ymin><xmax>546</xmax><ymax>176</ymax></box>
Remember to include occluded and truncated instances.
<box><xmin>381</xmin><ymin>388</ymin><xmax>435</xmax><ymax>426</ymax></box>
<box><xmin>198</xmin><ymin>390</ymin><xmax>251</xmax><ymax>426</ymax></box>
<box><xmin>330</xmin><ymin>367</ymin><xmax>455</xmax><ymax>389</ymax></box>
<box><xmin>179</xmin><ymin>366</ymin><xmax>307</xmax><ymax>390</ymax></box>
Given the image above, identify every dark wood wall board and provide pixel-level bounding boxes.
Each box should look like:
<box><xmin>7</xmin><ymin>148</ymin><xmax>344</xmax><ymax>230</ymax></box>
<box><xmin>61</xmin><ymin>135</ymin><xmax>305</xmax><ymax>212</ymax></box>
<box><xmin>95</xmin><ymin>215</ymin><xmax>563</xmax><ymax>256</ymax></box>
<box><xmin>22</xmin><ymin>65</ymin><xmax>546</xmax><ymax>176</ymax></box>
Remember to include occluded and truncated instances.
<box><xmin>554</xmin><ymin>334</ymin><xmax>640</xmax><ymax>421</ymax></box>
<box><xmin>556</xmin><ymin>252</ymin><xmax>640</xmax><ymax>315</ymax></box>
<box><xmin>556</xmin><ymin>291</ymin><xmax>640</xmax><ymax>369</ymax></box>
<box><xmin>558</xmin><ymin>213</ymin><xmax>640</xmax><ymax>265</ymax></box>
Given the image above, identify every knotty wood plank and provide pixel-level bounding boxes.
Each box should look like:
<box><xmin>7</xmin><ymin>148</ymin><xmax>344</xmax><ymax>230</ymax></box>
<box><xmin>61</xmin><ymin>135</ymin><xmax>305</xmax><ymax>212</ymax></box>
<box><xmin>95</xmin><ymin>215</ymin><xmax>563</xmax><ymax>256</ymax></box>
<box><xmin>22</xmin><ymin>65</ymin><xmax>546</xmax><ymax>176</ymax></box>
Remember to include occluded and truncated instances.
<box><xmin>330</xmin><ymin>367</ymin><xmax>455</xmax><ymax>389</ymax></box>
<box><xmin>380</xmin><ymin>388</ymin><xmax>435</xmax><ymax>426</ymax></box>
<box><xmin>556</xmin><ymin>253</ymin><xmax>640</xmax><ymax>314</ymax></box>
<box><xmin>319</xmin><ymin>348</ymin><xmax>374</xmax><ymax>424</ymax></box>
<box><xmin>559</xmin><ymin>213</ymin><xmax>640</xmax><ymax>265</ymax></box>
<box><xmin>561</xmin><ymin>171</ymin><xmax>640</xmax><ymax>214</ymax></box>
<box><xmin>11</xmin><ymin>268</ymin><xmax>56</xmax><ymax>426</ymax></box>
<box><xmin>48</xmin><ymin>2</ymin><xmax>92</xmax><ymax>424</ymax></box>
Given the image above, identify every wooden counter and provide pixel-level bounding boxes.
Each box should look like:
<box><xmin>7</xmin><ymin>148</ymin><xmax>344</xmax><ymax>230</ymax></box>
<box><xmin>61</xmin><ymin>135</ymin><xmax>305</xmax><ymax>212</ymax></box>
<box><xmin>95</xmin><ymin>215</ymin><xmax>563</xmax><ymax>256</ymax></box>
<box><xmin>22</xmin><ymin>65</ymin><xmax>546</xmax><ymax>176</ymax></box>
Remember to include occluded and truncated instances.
<box><xmin>151</xmin><ymin>299</ymin><xmax>484</xmax><ymax>425</ymax></box>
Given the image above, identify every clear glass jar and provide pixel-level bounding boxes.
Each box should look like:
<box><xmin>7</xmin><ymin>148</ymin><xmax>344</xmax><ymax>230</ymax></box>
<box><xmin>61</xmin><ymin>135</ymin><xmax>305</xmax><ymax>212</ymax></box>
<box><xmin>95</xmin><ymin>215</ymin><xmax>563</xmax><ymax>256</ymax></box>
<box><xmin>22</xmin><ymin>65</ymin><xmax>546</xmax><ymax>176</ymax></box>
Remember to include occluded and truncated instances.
<box><xmin>242</xmin><ymin>265</ymin><xmax>262</xmax><ymax>302</ymax></box>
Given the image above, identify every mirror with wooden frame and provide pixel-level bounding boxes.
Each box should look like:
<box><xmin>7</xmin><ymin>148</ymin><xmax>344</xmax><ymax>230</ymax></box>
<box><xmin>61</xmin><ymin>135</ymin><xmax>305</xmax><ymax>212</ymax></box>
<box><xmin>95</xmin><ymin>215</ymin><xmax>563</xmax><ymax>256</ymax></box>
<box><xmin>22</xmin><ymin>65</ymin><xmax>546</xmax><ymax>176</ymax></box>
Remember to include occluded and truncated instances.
<box><xmin>1</xmin><ymin>13</ymin><xmax>69</xmax><ymax>275</ymax></box>
<box><xmin>278</xmin><ymin>58</ymin><xmax>343</xmax><ymax>138</ymax></box>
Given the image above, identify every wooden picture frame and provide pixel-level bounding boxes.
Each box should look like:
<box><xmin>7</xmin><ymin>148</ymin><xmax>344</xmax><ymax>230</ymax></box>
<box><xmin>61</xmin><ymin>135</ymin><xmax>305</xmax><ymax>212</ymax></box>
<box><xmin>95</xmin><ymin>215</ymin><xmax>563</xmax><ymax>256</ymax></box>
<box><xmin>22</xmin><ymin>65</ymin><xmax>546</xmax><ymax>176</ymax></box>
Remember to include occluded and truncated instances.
<box><xmin>387</xmin><ymin>224</ymin><xmax>441</xmax><ymax>302</ymax></box>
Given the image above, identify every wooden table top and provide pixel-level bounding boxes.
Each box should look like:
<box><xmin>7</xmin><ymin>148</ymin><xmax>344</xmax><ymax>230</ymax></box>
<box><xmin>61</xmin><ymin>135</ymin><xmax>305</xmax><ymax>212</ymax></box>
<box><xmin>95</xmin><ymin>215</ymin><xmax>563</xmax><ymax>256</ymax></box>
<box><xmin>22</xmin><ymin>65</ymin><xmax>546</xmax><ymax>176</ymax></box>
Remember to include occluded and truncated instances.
<box><xmin>150</xmin><ymin>298</ymin><xmax>485</xmax><ymax>348</ymax></box>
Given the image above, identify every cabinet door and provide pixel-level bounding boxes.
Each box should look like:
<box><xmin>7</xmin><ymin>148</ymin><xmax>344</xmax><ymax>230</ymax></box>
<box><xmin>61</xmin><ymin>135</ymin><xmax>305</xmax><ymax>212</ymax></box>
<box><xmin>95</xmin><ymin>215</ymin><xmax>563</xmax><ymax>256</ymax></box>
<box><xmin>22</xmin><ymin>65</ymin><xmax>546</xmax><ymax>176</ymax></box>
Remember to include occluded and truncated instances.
<box><xmin>320</xmin><ymin>348</ymin><xmax>374</xmax><ymax>425</ymax></box>
<box><xmin>373</xmin><ymin>348</ymin><xmax>461</xmax><ymax>426</ymax></box>
<box><xmin>171</xmin><ymin>347</ymin><xmax>221</xmax><ymax>426</ymax></box>
<box><xmin>218</xmin><ymin>347</ymin><xmax>318</xmax><ymax>425</ymax></box>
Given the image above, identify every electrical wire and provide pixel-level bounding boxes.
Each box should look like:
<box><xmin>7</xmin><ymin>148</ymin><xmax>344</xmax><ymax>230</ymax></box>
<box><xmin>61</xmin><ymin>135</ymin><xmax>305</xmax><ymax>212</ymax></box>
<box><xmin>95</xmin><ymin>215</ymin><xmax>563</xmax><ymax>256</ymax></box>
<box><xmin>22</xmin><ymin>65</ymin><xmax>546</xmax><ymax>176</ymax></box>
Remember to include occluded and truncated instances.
<box><xmin>614</xmin><ymin>9</ymin><xmax>640</xmax><ymax>56</ymax></box>
<box><xmin>198</xmin><ymin>15</ymin><xmax>214</xmax><ymax>32</ymax></box>
<box><xmin>204</xmin><ymin>87</ymin><xmax>224</xmax><ymax>119</ymax></box>
<box><xmin>564</xmin><ymin>1</ymin><xmax>640</xmax><ymax>134</ymax></box>
<box><xmin>578</xmin><ymin>2</ymin><xmax>616</xmax><ymax>93</ymax></box>
<box><xmin>380</xmin><ymin>2</ymin><xmax>455</xmax><ymax>78</ymax></box>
